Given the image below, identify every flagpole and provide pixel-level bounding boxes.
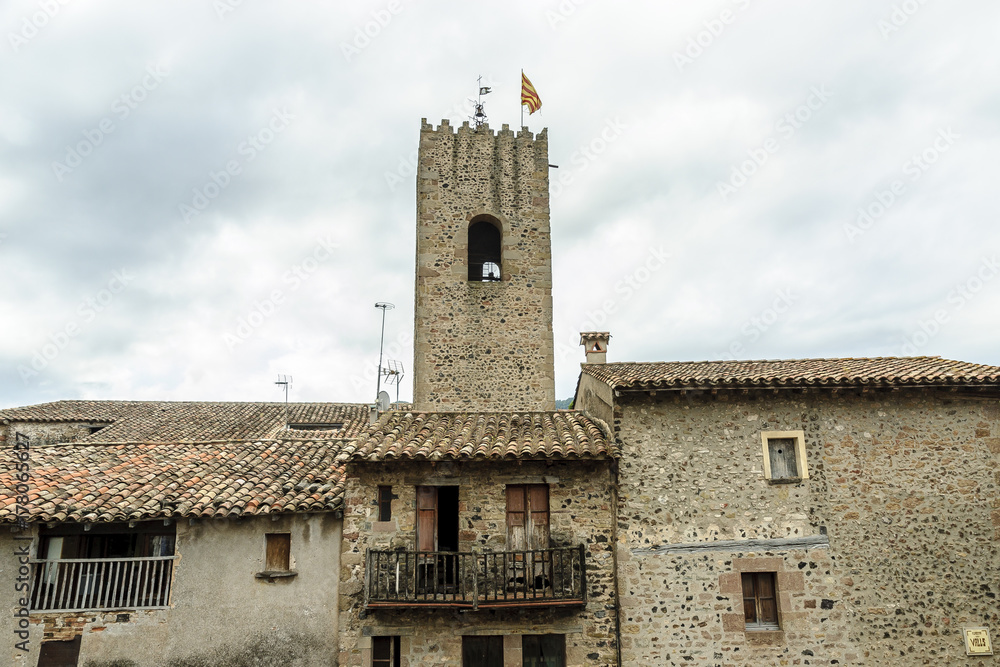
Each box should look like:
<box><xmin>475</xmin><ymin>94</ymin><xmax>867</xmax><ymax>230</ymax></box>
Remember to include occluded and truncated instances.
<box><xmin>520</xmin><ymin>69</ymin><xmax>524</xmax><ymax>128</ymax></box>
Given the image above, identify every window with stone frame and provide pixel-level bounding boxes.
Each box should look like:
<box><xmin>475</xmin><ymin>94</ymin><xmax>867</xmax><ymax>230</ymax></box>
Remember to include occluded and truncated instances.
<box><xmin>760</xmin><ymin>430</ymin><xmax>809</xmax><ymax>481</ymax></box>
<box><xmin>741</xmin><ymin>571</ymin><xmax>779</xmax><ymax>630</ymax></box>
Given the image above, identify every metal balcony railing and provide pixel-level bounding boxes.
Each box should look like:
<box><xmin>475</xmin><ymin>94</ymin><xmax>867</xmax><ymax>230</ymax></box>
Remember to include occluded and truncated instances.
<box><xmin>29</xmin><ymin>557</ymin><xmax>178</xmax><ymax>612</ymax></box>
<box><xmin>365</xmin><ymin>545</ymin><xmax>586</xmax><ymax>609</ymax></box>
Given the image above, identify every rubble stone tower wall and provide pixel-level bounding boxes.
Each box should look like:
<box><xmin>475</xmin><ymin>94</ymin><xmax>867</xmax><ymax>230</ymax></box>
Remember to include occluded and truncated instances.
<box><xmin>413</xmin><ymin>118</ymin><xmax>555</xmax><ymax>411</ymax></box>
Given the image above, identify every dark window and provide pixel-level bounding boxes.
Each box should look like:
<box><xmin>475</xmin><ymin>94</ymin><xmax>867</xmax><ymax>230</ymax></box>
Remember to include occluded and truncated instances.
<box><xmin>742</xmin><ymin>572</ymin><xmax>779</xmax><ymax>629</ymax></box>
<box><xmin>522</xmin><ymin>635</ymin><xmax>565</xmax><ymax>667</ymax></box>
<box><xmin>377</xmin><ymin>486</ymin><xmax>393</xmax><ymax>521</ymax></box>
<box><xmin>462</xmin><ymin>636</ymin><xmax>503</xmax><ymax>667</ymax></box>
<box><xmin>373</xmin><ymin>636</ymin><xmax>401</xmax><ymax>667</ymax></box>
<box><xmin>468</xmin><ymin>218</ymin><xmax>502</xmax><ymax>281</ymax></box>
<box><xmin>265</xmin><ymin>533</ymin><xmax>291</xmax><ymax>571</ymax></box>
<box><xmin>37</xmin><ymin>636</ymin><xmax>81</xmax><ymax>667</ymax></box>
<box><xmin>767</xmin><ymin>438</ymin><xmax>799</xmax><ymax>480</ymax></box>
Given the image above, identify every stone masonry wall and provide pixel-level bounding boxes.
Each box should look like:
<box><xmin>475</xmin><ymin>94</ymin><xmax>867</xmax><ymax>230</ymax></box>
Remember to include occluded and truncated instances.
<box><xmin>413</xmin><ymin>119</ymin><xmax>555</xmax><ymax>412</ymax></box>
<box><xmin>613</xmin><ymin>389</ymin><xmax>999</xmax><ymax>666</ymax></box>
<box><xmin>339</xmin><ymin>459</ymin><xmax>617</xmax><ymax>666</ymax></box>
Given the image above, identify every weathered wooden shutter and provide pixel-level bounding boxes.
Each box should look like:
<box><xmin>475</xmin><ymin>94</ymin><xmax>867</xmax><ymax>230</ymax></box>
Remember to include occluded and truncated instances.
<box><xmin>507</xmin><ymin>485</ymin><xmax>550</xmax><ymax>550</ymax></box>
<box><xmin>768</xmin><ymin>438</ymin><xmax>798</xmax><ymax>479</ymax></box>
<box><xmin>373</xmin><ymin>636</ymin><xmax>400</xmax><ymax>667</ymax></box>
<box><xmin>528</xmin><ymin>485</ymin><xmax>550</xmax><ymax>550</ymax></box>
<box><xmin>742</xmin><ymin>572</ymin><xmax>779</xmax><ymax>628</ymax></box>
<box><xmin>462</xmin><ymin>635</ymin><xmax>503</xmax><ymax>667</ymax></box>
<box><xmin>506</xmin><ymin>485</ymin><xmax>527</xmax><ymax>551</ymax></box>
<box><xmin>265</xmin><ymin>533</ymin><xmax>290</xmax><ymax>571</ymax></box>
<box><xmin>416</xmin><ymin>486</ymin><xmax>438</xmax><ymax>552</ymax></box>
<box><xmin>37</xmin><ymin>637</ymin><xmax>81</xmax><ymax>667</ymax></box>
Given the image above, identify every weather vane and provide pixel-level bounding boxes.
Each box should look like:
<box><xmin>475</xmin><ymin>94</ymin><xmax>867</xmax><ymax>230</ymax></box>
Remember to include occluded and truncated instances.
<box><xmin>470</xmin><ymin>75</ymin><xmax>491</xmax><ymax>129</ymax></box>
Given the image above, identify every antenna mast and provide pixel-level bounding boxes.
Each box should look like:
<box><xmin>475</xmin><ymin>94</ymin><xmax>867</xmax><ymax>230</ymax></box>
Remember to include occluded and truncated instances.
<box><xmin>374</xmin><ymin>302</ymin><xmax>395</xmax><ymax>407</ymax></box>
<box><xmin>275</xmin><ymin>374</ymin><xmax>292</xmax><ymax>430</ymax></box>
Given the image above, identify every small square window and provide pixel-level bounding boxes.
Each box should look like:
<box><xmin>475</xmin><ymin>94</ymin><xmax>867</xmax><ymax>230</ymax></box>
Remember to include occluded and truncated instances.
<box><xmin>377</xmin><ymin>486</ymin><xmax>392</xmax><ymax>521</ymax></box>
<box><xmin>265</xmin><ymin>533</ymin><xmax>290</xmax><ymax>571</ymax></box>
<box><xmin>373</xmin><ymin>636</ymin><xmax>401</xmax><ymax>667</ymax></box>
<box><xmin>760</xmin><ymin>430</ymin><xmax>808</xmax><ymax>481</ymax></box>
<box><xmin>742</xmin><ymin>572</ymin><xmax>779</xmax><ymax>630</ymax></box>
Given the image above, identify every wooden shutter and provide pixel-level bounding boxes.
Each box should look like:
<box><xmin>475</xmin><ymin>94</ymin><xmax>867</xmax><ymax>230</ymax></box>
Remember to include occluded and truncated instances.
<box><xmin>767</xmin><ymin>438</ymin><xmax>798</xmax><ymax>479</ymax></box>
<box><xmin>508</xmin><ymin>485</ymin><xmax>549</xmax><ymax>551</ymax></box>
<box><xmin>507</xmin><ymin>485</ymin><xmax>528</xmax><ymax>551</ymax></box>
<box><xmin>265</xmin><ymin>533</ymin><xmax>290</xmax><ymax>571</ymax></box>
<box><xmin>528</xmin><ymin>485</ymin><xmax>550</xmax><ymax>550</ymax></box>
<box><xmin>462</xmin><ymin>635</ymin><xmax>503</xmax><ymax>667</ymax></box>
<box><xmin>378</xmin><ymin>486</ymin><xmax>393</xmax><ymax>521</ymax></box>
<box><xmin>742</xmin><ymin>572</ymin><xmax>779</xmax><ymax>628</ymax></box>
<box><xmin>416</xmin><ymin>486</ymin><xmax>438</xmax><ymax>552</ymax></box>
<box><xmin>37</xmin><ymin>637</ymin><xmax>81</xmax><ymax>667</ymax></box>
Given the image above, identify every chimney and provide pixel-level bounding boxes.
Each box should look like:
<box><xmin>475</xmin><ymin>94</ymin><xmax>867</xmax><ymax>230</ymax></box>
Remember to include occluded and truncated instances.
<box><xmin>580</xmin><ymin>332</ymin><xmax>610</xmax><ymax>364</ymax></box>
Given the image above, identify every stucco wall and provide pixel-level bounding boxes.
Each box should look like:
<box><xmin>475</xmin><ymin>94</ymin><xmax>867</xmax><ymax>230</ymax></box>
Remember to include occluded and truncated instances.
<box><xmin>1</xmin><ymin>513</ymin><xmax>341</xmax><ymax>666</ymax></box>
<box><xmin>339</xmin><ymin>459</ymin><xmax>618</xmax><ymax>666</ymax></box>
<box><xmin>412</xmin><ymin>120</ymin><xmax>555</xmax><ymax>412</ymax></box>
<box><xmin>614</xmin><ymin>389</ymin><xmax>1000</xmax><ymax>666</ymax></box>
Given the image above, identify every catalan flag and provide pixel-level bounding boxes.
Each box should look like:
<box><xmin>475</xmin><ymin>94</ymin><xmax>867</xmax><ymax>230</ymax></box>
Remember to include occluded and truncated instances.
<box><xmin>521</xmin><ymin>72</ymin><xmax>542</xmax><ymax>114</ymax></box>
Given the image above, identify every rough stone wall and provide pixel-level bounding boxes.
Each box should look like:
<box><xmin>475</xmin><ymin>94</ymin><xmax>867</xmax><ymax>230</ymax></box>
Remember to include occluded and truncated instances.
<box><xmin>613</xmin><ymin>389</ymin><xmax>1000</xmax><ymax>666</ymax></box>
<box><xmin>412</xmin><ymin>119</ymin><xmax>555</xmax><ymax>412</ymax></box>
<box><xmin>0</xmin><ymin>514</ymin><xmax>341</xmax><ymax>667</ymax></box>
<box><xmin>1</xmin><ymin>421</ymin><xmax>99</xmax><ymax>448</ymax></box>
<box><xmin>339</xmin><ymin>459</ymin><xmax>617</xmax><ymax>666</ymax></box>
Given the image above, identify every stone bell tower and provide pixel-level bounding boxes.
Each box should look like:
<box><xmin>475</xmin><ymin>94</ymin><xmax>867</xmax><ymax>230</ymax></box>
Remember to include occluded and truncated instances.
<box><xmin>412</xmin><ymin>118</ymin><xmax>555</xmax><ymax>411</ymax></box>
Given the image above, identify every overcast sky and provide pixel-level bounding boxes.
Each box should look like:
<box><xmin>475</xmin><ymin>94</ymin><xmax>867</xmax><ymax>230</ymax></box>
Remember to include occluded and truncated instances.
<box><xmin>2</xmin><ymin>1</ymin><xmax>998</xmax><ymax>409</ymax></box>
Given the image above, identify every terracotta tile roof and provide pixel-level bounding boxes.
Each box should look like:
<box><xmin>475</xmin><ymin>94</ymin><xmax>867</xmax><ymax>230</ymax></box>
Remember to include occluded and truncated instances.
<box><xmin>581</xmin><ymin>356</ymin><xmax>1000</xmax><ymax>390</ymax></box>
<box><xmin>0</xmin><ymin>400</ymin><xmax>369</xmax><ymax>441</ymax></box>
<box><xmin>339</xmin><ymin>411</ymin><xmax>614</xmax><ymax>462</ymax></box>
<box><xmin>0</xmin><ymin>439</ymin><xmax>348</xmax><ymax>524</ymax></box>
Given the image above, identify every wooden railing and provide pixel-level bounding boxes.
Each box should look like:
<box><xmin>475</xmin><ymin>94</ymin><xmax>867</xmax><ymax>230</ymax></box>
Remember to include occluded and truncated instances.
<box><xmin>365</xmin><ymin>545</ymin><xmax>585</xmax><ymax>609</ymax></box>
<box><xmin>29</xmin><ymin>557</ymin><xmax>177</xmax><ymax>612</ymax></box>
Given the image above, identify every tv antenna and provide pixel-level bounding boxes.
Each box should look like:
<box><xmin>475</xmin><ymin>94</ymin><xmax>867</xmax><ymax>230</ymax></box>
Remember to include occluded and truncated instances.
<box><xmin>374</xmin><ymin>302</ymin><xmax>395</xmax><ymax>408</ymax></box>
<box><xmin>381</xmin><ymin>359</ymin><xmax>405</xmax><ymax>405</ymax></box>
<box><xmin>470</xmin><ymin>75</ymin><xmax>491</xmax><ymax>129</ymax></box>
<box><xmin>275</xmin><ymin>374</ymin><xmax>292</xmax><ymax>430</ymax></box>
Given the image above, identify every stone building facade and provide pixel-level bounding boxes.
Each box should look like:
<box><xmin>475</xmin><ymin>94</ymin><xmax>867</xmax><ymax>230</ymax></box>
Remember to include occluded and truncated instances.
<box><xmin>335</xmin><ymin>411</ymin><xmax>618</xmax><ymax>667</ymax></box>
<box><xmin>575</xmin><ymin>355</ymin><xmax>1000</xmax><ymax>666</ymax></box>
<box><xmin>413</xmin><ymin>120</ymin><xmax>555</xmax><ymax>412</ymax></box>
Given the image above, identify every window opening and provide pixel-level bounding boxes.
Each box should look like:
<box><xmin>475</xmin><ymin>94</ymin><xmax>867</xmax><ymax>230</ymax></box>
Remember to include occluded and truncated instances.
<box><xmin>265</xmin><ymin>533</ymin><xmax>291</xmax><ymax>572</ymax></box>
<box><xmin>37</xmin><ymin>636</ymin><xmax>81</xmax><ymax>667</ymax></box>
<box><xmin>373</xmin><ymin>636</ymin><xmax>401</xmax><ymax>667</ymax></box>
<box><xmin>462</xmin><ymin>636</ymin><xmax>504</xmax><ymax>667</ymax></box>
<box><xmin>522</xmin><ymin>635</ymin><xmax>566</xmax><ymax>667</ymax></box>
<box><xmin>468</xmin><ymin>219</ymin><xmax>501</xmax><ymax>282</ymax></box>
<box><xmin>761</xmin><ymin>430</ymin><xmax>808</xmax><ymax>481</ymax></box>
<box><xmin>377</xmin><ymin>486</ymin><xmax>393</xmax><ymax>521</ymax></box>
<box><xmin>742</xmin><ymin>572</ymin><xmax>779</xmax><ymax>630</ymax></box>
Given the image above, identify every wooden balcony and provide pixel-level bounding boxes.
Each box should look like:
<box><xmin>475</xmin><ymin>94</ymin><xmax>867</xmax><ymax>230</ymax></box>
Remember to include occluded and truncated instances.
<box><xmin>364</xmin><ymin>545</ymin><xmax>586</xmax><ymax>609</ymax></box>
<box><xmin>29</xmin><ymin>556</ymin><xmax>177</xmax><ymax>612</ymax></box>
